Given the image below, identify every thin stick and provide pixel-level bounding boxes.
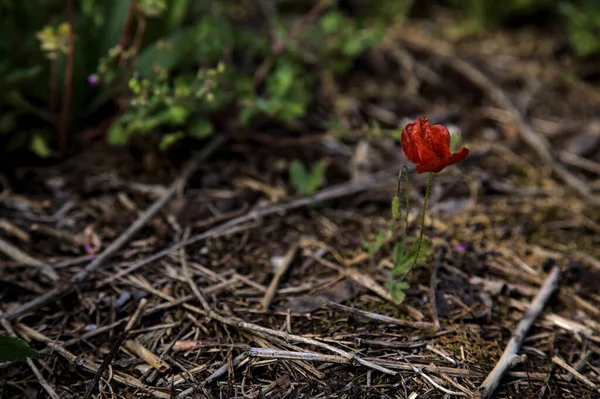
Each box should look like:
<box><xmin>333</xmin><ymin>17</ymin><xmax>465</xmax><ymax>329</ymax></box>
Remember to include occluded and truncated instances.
<box><xmin>261</xmin><ymin>244</ymin><xmax>298</xmax><ymax>309</ymax></box>
<box><xmin>0</xmin><ymin>236</ymin><xmax>58</xmax><ymax>281</ymax></box>
<box><xmin>565</xmin><ymin>351</ymin><xmax>593</xmax><ymax>382</ymax></box>
<box><xmin>552</xmin><ymin>355</ymin><xmax>599</xmax><ymax>393</ymax></box>
<box><xmin>202</xmin><ymin>310</ymin><xmax>397</xmax><ymax>375</ymax></box>
<box><xmin>322</xmin><ymin>300</ymin><xmax>435</xmax><ymax>330</ymax></box>
<box><xmin>175</xmin><ymin>353</ymin><xmax>248</xmax><ymax>399</ymax></box>
<box><xmin>73</xmin><ymin>134</ymin><xmax>226</xmax><ymax>284</ymax></box>
<box><xmin>0</xmin><ymin>135</ymin><xmax>226</xmax><ymax>322</ymax></box>
<box><xmin>102</xmin><ymin>168</ymin><xmax>397</xmax><ymax>283</ymax></box>
<box><xmin>398</xmin><ymin>353</ymin><xmax>467</xmax><ymax>397</ymax></box>
<box><xmin>19</xmin><ymin>324</ymin><xmax>170</xmax><ymax>399</ymax></box>
<box><xmin>83</xmin><ymin>298</ymin><xmax>147</xmax><ymax>399</ymax></box>
<box><xmin>248</xmin><ymin>347</ymin><xmax>348</xmax><ymax>364</ymax></box>
<box><xmin>180</xmin><ymin>227</ymin><xmax>211</xmax><ymax>312</ymax></box>
<box><xmin>478</xmin><ymin>265</ymin><xmax>561</xmax><ymax>399</ymax></box>
<box><xmin>123</xmin><ymin>339</ymin><xmax>170</xmax><ymax>372</ymax></box>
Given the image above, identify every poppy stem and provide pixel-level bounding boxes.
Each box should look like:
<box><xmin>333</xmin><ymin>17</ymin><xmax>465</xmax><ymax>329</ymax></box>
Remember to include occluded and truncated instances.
<box><xmin>400</xmin><ymin>171</ymin><xmax>433</xmax><ymax>282</ymax></box>
<box><xmin>415</xmin><ymin>172</ymin><xmax>433</xmax><ymax>264</ymax></box>
<box><xmin>396</xmin><ymin>165</ymin><xmax>410</xmax><ymax>255</ymax></box>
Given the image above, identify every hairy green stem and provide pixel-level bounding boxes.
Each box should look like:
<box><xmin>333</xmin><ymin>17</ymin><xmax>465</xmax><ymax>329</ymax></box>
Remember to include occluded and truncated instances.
<box><xmin>396</xmin><ymin>165</ymin><xmax>410</xmax><ymax>255</ymax></box>
<box><xmin>400</xmin><ymin>171</ymin><xmax>433</xmax><ymax>281</ymax></box>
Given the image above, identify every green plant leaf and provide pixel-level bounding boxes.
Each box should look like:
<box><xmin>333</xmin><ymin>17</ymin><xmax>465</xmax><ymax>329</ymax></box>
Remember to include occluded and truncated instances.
<box><xmin>373</xmin><ymin>230</ymin><xmax>385</xmax><ymax>255</ymax></box>
<box><xmin>391</xmin><ymin>236</ymin><xmax>433</xmax><ymax>275</ymax></box>
<box><xmin>136</xmin><ymin>27</ymin><xmax>197</xmax><ymax>76</ymax></box>
<box><xmin>188</xmin><ymin>117</ymin><xmax>213</xmax><ymax>139</ymax></box>
<box><xmin>393</xmin><ymin>243</ymin><xmax>404</xmax><ymax>265</ymax></box>
<box><xmin>307</xmin><ymin>161</ymin><xmax>326</xmax><ymax>193</ymax></box>
<box><xmin>289</xmin><ymin>160</ymin><xmax>309</xmax><ymax>195</ymax></box>
<box><xmin>165</xmin><ymin>104</ymin><xmax>189</xmax><ymax>124</ymax></box>
<box><xmin>4</xmin><ymin>66</ymin><xmax>42</xmax><ymax>85</ymax></box>
<box><xmin>388</xmin><ymin>281</ymin><xmax>409</xmax><ymax>304</ymax></box>
<box><xmin>99</xmin><ymin>0</ymin><xmax>132</xmax><ymax>57</ymax></box>
<box><xmin>159</xmin><ymin>131</ymin><xmax>184</xmax><ymax>149</ymax></box>
<box><xmin>29</xmin><ymin>133</ymin><xmax>53</xmax><ymax>158</ymax></box>
<box><xmin>239</xmin><ymin>106</ymin><xmax>257</xmax><ymax>126</ymax></box>
<box><xmin>107</xmin><ymin>121</ymin><xmax>129</xmax><ymax>145</ymax></box>
<box><xmin>0</xmin><ymin>335</ymin><xmax>40</xmax><ymax>363</ymax></box>
<box><xmin>167</xmin><ymin>0</ymin><xmax>189</xmax><ymax>31</ymax></box>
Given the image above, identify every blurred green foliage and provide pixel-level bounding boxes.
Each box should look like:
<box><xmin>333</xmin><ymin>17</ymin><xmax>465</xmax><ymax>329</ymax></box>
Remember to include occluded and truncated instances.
<box><xmin>447</xmin><ymin>0</ymin><xmax>600</xmax><ymax>58</ymax></box>
<box><xmin>289</xmin><ymin>159</ymin><xmax>327</xmax><ymax>195</ymax></box>
<box><xmin>447</xmin><ymin>0</ymin><xmax>552</xmax><ymax>32</ymax></box>
<box><xmin>0</xmin><ymin>0</ymin><xmax>599</xmax><ymax>158</ymax></box>
<box><xmin>0</xmin><ymin>0</ymin><xmax>409</xmax><ymax>156</ymax></box>
<box><xmin>559</xmin><ymin>0</ymin><xmax>600</xmax><ymax>56</ymax></box>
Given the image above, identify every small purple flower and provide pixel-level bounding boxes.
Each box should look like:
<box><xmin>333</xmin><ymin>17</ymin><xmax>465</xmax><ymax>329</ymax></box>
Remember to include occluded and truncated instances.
<box><xmin>351</xmin><ymin>237</ymin><xmax>360</xmax><ymax>245</ymax></box>
<box><xmin>455</xmin><ymin>244</ymin><xmax>467</xmax><ymax>253</ymax></box>
<box><xmin>87</xmin><ymin>74</ymin><xmax>99</xmax><ymax>87</ymax></box>
<box><xmin>84</xmin><ymin>242</ymin><xmax>97</xmax><ymax>260</ymax></box>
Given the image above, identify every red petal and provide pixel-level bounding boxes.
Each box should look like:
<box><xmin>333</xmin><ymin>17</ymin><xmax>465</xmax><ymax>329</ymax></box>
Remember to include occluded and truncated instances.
<box><xmin>401</xmin><ymin>121</ymin><xmax>422</xmax><ymax>165</ymax></box>
<box><xmin>446</xmin><ymin>146</ymin><xmax>470</xmax><ymax>166</ymax></box>
<box><xmin>401</xmin><ymin>118</ymin><xmax>437</xmax><ymax>165</ymax></box>
<box><xmin>428</xmin><ymin>124</ymin><xmax>451</xmax><ymax>159</ymax></box>
<box><xmin>415</xmin><ymin>147</ymin><xmax>470</xmax><ymax>174</ymax></box>
<box><xmin>415</xmin><ymin>159</ymin><xmax>448</xmax><ymax>174</ymax></box>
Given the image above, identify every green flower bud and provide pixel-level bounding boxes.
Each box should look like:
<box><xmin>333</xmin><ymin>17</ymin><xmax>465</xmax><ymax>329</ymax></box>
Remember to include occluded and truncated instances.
<box><xmin>391</xmin><ymin>195</ymin><xmax>401</xmax><ymax>221</ymax></box>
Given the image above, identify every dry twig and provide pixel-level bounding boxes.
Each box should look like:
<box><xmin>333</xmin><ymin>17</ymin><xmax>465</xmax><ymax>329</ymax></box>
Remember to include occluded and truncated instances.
<box><xmin>478</xmin><ymin>265</ymin><xmax>561</xmax><ymax>399</ymax></box>
<box><xmin>203</xmin><ymin>310</ymin><xmax>398</xmax><ymax>375</ymax></box>
<box><xmin>261</xmin><ymin>244</ymin><xmax>298</xmax><ymax>309</ymax></box>
<box><xmin>99</xmin><ymin>169</ymin><xmax>397</xmax><ymax>284</ymax></box>
<box><xmin>82</xmin><ymin>297</ymin><xmax>148</xmax><ymax>399</ymax></box>
<box><xmin>0</xmin><ymin>134</ymin><xmax>226</xmax><ymax>322</ymax></box>
<box><xmin>0</xmin><ymin>236</ymin><xmax>58</xmax><ymax>281</ymax></box>
<box><xmin>322</xmin><ymin>300</ymin><xmax>435</xmax><ymax>330</ymax></box>
<box><xmin>552</xmin><ymin>355</ymin><xmax>600</xmax><ymax>393</ymax></box>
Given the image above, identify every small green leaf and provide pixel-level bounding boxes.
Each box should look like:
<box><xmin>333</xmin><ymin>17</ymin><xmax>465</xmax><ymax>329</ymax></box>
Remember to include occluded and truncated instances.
<box><xmin>239</xmin><ymin>106</ymin><xmax>257</xmax><ymax>126</ymax></box>
<box><xmin>0</xmin><ymin>335</ymin><xmax>40</xmax><ymax>363</ymax></box>
<box><xmin>289</xmin><ymin>160</ymin><xmax>309</xmax><ymax>195</ymax></box>
<box><xmin>393</xmin><ymin>244</ymin><xmax>404</xmax><ymax>265</ymax></box>
<box><xmin>388</xmin><ymin>281</ymin><xmax>409</xmax><ymax>304</ymax></box>
<box><xmin>391</xmin><ymin>236</ymin><xmax>433</xmax><ymax>276</ymax></box>
<box><xmin>159</xmin><ymin>132</ymin><xmax>184</xmax><ymax>150</ymax></box>
<box><xmin>107</xmin><ymin>121</ymin><xmax>129</xmax><ymax>145</ymax></box>
<box><xmin>5</xmin><ymin>66</ymin><xmax>42</xmax><ymax>85</ymax></box>
<box><xmin>188</xmin><ymin>117</ymin><xmax>213</xmax><ymax>139</ymax></box>
<box><xmin>306</xmin><ymin>161</ymin><xmax>326</xmax><ymax>193</ymax></box>
<box><xmin>373</xmin><ymin>230</ymin><xmax>385</xmax><ymax>255</ymax></box>
<box><xmin>166</xmin><ymin>105</ymin><xmax>189</xmax><ymax>125</ymax></box>
<box><xmin>30</xmin><ymin>133</ymin><xmax>53</xmax><ymax>158</ymax></box>
<box><xmin>360</xmin><ymin>237</ymin><xmax>371</xmax><ymax>254</ymax></box>
<box><xmin>386</xmin><ymin>220</ymin><xmax>395</xmax><ymax>238</ymax></box>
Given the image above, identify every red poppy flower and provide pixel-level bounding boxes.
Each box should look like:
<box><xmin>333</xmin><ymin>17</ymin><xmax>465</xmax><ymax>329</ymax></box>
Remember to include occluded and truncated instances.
<box><xmin>401</xmin><ymin>117</ymin><xmax>469</xmax><ymax>174</ymax></box>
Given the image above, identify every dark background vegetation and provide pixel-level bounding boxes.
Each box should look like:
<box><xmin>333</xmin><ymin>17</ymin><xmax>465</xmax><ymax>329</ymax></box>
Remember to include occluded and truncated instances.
<box><xmin>1</xmin><ymin>0</ymin><xmax>599</xmax><ymax>166</ymax></box>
